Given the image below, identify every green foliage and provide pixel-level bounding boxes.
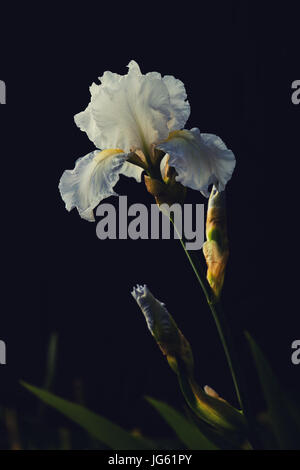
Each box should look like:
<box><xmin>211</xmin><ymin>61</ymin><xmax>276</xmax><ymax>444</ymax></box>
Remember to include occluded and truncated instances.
<box><xmin>246</xmin><ymin>332</ymin><xmax>300</xmax><ymax>450</ymax></box>
<box><xmin>21</xmin><ymin>382</ymin><xmax>153</xmax><ymax>450</ymax></box>
<box><xmin>13</xmin><ymin>332</ymin><xmax>300</xmax><ymax>451</ymax></box>
<box><xmin>43</xmin><ymin>332</ymin><xmax>58</xmax><ymax>391</ymax></box>
<box><xmin>146</xmin><ymin>396</ymin><xmax>219</xmax><ymax>450</ymax></box>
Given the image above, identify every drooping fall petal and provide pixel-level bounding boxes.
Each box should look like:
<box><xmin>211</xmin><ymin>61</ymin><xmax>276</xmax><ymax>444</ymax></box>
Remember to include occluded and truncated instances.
<box><xmin>59</xmin><ymin>149</ymin><xmax>143</xmax><ymax>222</ymax></box>
<box><xmin>157</xmin><ymin>128</ymin><xmax>236</xmax><ymax>196</ymax></box>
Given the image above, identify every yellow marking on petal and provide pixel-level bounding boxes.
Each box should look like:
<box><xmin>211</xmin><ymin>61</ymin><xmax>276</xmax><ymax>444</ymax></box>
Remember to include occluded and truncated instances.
<box><xmin>93</xmin><ymin>148</ymin><xmax>124</xmax><ymax>163</ymax></box>
<box><xmin>164</xmin><ymin>130</ymin><xmax>189</xmax><ymax>142</ymax></box>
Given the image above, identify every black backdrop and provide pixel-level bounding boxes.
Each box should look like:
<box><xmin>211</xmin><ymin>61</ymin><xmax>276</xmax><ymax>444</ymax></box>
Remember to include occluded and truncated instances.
<box><xmin>0</xmin><ymin>1</ymin><xmax>299</xmax><ymax>446</ymax></box>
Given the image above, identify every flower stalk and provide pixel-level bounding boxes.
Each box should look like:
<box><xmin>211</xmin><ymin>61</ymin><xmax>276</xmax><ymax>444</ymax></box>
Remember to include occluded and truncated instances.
<box><xmin>172</xmin><ymin>199</ymin><xmax>244</xmax><ymax>398</ymax></box>
<box><xmin>167</xmin><ymin>190</ymin><xmax>261</xmax><ymax>448</ymax></box>
<box><xmin>145</xmin><ymin>174</ymin><xmax>253</xmax><ymax>441</ymax></box>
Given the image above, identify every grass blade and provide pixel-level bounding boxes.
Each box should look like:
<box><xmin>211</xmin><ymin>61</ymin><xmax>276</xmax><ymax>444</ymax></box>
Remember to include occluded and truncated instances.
<box><xmin>146</xmin><ymin>396</ymin><xmax>219</xmax><ymax>450</ymax></box>
<box><xmin>245</xmin><ymin>332</ymin><xmax>300</xmax><ymax>449</ymax></box>
<box><xmin>22</xmin><ymin>381</ymin><xmax>153</xmax><ymax>450</ymax></box>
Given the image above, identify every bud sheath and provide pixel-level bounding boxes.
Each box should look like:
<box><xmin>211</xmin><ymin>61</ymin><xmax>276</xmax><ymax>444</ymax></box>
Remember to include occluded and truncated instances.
<box><xmin>203</xmin><ymin>186</ymin><xmax>229</xmax><ymax>299</ymax></box>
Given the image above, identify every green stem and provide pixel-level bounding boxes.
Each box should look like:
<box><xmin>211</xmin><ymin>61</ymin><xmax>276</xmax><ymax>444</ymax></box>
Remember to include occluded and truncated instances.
<box><xmin>178</xmin><ymin>237</ymin><xmax>262</xmax><ymax>448</ymax></box>
<box><xmin>167</xmin><ymin>214</ymin><xmax>242</xmax><ymax>406</ymax></box>
<box><xmin>163</xmin><ymin>211</ymin><xmax>260</xmax><ymax>447</ymax></box>
<box><xmin>178</xmin><ymin>237</ymin><xmax>243</xmax><ymax>409</ymax></box>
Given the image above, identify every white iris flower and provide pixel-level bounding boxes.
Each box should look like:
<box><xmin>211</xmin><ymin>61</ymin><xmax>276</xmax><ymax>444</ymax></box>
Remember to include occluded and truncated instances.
<box><xmin>59</xmin><ymin>60</ymin><xmax>235</xmax><ymax>221</ymax></box>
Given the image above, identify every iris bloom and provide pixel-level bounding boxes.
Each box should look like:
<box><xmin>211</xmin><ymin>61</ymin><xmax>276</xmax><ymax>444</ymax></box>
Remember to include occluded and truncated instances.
<box><xmin>59</xmin><ymin>61</ymin><xmax>236</xmax><ymax>221</ymax></box>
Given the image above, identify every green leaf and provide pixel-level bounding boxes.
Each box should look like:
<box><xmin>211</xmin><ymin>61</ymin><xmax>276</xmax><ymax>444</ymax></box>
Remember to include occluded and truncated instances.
<box><xmin>21</xmin><ymin>381</ymin><xmax>153</xmax><ymax>450</ymax></box>
<box><xmin>43</xmin><ymin>332</ymin><xmax>58</xmax><ymax>391</ymax></box>
<box><xmin>245</xmin><ymin>332</ymin><xmax>300</xmax><ymax>450</ymax></box>
<box><xmin>146</xmin><ymin>396</ymin><xmax>219</xmax><ymax>450</ymax></box>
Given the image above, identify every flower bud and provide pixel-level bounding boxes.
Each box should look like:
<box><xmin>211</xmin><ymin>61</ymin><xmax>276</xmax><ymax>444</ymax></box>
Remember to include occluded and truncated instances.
<box><xmin>203</xmin><ymin>186</ymin><xmax>229</xmax><ymax>299</ymax></box>
<box><xmin>131</xmin><ymin>285</ymin><xmax>193</xmax><ymax>375</ymax></box>
<box><xmin>131</xmin><ymin>285</ymin><xmax>247</xmax><ymax>442</ymax></box>
<box><xmin>204</xmin><ymin>385</ymin><xmax>227</xmax><ymax>403</ymax></box>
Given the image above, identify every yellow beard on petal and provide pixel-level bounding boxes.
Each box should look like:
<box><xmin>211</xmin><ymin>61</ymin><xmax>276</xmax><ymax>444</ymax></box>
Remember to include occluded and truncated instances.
<box><xmin>164</xmin><ymin>130</ymin><xmax>188</xmax><ymax>142</ymax></box>
<box><xmin>93</xmin><ymin>148</ymin><xmax>124</xmax><ymax>163</ymax></box>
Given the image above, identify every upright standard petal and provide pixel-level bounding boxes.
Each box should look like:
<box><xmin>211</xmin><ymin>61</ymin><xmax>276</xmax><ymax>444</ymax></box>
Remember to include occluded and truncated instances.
<box><xmin>145</xmin><ymin>71</ymin><xmax>191</xmax><ymax>130</ymax></box>
<box><xmin>74</xmin><ymin>61</ymin><xmax>190</xmax><ymax>155</ymax></box>
<box><xmin>157</xmin><ymin>129</ymin><xmax>236</xmax><ymax>196</ymax></box>
<box><xmin>59</xmin><ymin>149</ymin><xmax>143</xmax><ymax>222</ymax></box>
<box><xmin>163</xmin><ymin>75</ymin><xmax>190</xmax><ymax>131</ymax></box>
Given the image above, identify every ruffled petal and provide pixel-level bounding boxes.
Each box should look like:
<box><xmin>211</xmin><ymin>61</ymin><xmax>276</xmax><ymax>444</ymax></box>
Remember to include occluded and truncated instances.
<box><xmin>59</xmin><ymin>149</ymin><xmax>142</xmax><ymax>222</ymax></box>
<box><xmin>74</xmin><ymin>104</ymin><xmax>103</xmax><ymax>149</ymax></box>
<box><xmin>121</xmin><ymin>160</ymin><xmax>144</xmax><ymax>182</ymax></box>
<box><xmin>74</xmin><ymin>61</ymin><xmax>190</xmax><ymax>156</ymax></box>
<box><xmin>144</xmin><ymin>71</ymin><xmax>190</xmax><ymax>130</ymax></box>
<box><xmin>163</xmin><ymin>75</ymin><xmax>190</xmax><ymax>131</ymax></box>
<box><xmin>157</xmin><ymin>129</ymin><xmax>236</xmax><ymax>196</ymax></box>
<box><xmin>75</xmin><ymin>61</ymin><xmax>172</xmax><ymax>154</ymax></box>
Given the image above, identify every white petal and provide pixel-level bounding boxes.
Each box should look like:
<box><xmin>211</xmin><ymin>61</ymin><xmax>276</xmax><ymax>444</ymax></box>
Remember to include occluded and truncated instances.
<box><xmin>121</xmin><ymin>161</ymin><xmax>144</xmax><ymax>182</ymax></box>
<box><xmin>145</xmin><ymin>71</ymin><xmax>190</xmax><ymax>130</ymax></box>
<box><xmin>75</xmin><ymin>61</ymin><xmax>171</xmax><ymax>154</ymax></box>
<box><xmin>157</xmin><ymin>129</ymin><xmax>236</xmax><ymax>196</ymax></box>
<box><xmin>59</xmin><ymin>149</ymin><xmax>141</xmax><ymax>222</ymax></box>
<box><xmin>163</xmin><ymin>75</ymin><xmax>190</xmax><ymax>131</ymax></box>
<box><xmin>127</xmin><ymin>60</ymin><xmax>142</xmax><ymax>75</ymax></box>
<box><xmin>74</xmin><ymin>61</ymin><xmax>190</xmax><ymax>156</ymax></box>
<box><xmin>74</xmin><ymin>104</ymin><xmax>102</xmax><ymax>149</ymax></box>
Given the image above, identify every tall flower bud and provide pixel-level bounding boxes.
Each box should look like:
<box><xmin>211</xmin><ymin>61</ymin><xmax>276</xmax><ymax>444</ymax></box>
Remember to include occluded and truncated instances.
<box><xmin>203</xmin><ymin>186</ymin><xmax>229</xmax><ymax>299</ymax></box>
<box><xmin>131</xmin><ymin>285</ymin><xmax>247</xmax><ymax>443</ymax></box>
<box><xmin>131</xmin><ymin>285</ymin><xmax>193</xmax><ymax>375</ymax></box>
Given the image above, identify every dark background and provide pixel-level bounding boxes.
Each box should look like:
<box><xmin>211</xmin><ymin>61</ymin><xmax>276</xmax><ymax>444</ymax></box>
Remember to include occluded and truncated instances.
<box><xmin>0</xmin><ymin>1</ymin><xmax>299</xmax><ymax>448</ymax></box>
